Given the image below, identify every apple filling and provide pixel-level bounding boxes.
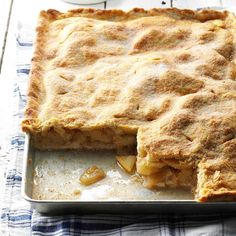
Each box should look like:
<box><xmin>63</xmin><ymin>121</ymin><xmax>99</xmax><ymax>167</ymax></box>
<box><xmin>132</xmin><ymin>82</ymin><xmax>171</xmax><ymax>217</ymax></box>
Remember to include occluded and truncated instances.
<box><xmin>33</xmin><ymin>126</ymin><xmax>195</xmax><ymax>190</ymax></box>
<box><xmin>137</xmin><ymin>156</ymin><xmax>195</xmax><ymax>189</ymax></box>
<box><xmin>80</xmin><ymin>166</ymin><xmax>106</xmax><ymax>186</ymax></box>
<box><xmin>32</xmin><ymin>127</ymin><xmax>137</xmax><ymax>150</ymax></box>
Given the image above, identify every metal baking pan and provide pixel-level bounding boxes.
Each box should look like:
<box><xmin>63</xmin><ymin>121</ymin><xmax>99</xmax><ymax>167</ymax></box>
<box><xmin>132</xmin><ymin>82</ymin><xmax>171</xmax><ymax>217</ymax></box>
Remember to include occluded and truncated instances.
<box><xmin>22</xmin><ymin>135</ymin><xmax>236</xmax><ymax>214</ymax></box>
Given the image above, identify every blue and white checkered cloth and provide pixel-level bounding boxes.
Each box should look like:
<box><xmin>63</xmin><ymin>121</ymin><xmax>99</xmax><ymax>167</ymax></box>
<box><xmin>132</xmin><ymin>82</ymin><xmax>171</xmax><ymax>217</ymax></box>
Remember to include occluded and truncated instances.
<box><xmin>1</xmin><ymin>22</ymin><xmax>236</xmax><ymax>236</ymax></box>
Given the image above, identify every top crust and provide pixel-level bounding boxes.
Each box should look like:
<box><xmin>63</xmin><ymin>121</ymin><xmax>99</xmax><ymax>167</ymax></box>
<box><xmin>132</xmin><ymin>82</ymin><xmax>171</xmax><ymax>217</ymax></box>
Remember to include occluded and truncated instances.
<box><xmin>22</xmin><ymin>7</ymin><xmax>235</xmax><ymax>131</ymax></box>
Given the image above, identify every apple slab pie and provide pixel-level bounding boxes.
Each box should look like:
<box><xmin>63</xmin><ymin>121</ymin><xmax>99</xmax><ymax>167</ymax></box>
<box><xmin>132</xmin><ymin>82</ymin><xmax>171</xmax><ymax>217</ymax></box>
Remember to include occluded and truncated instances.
<box><xmin>22</xmin><ymin>8</ymin><xmax>236</xmax><ymax>202</ymax></box>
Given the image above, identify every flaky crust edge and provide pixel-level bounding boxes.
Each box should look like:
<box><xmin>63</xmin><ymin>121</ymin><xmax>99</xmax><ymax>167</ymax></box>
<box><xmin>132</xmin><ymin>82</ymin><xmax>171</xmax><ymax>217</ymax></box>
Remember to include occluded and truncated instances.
<box><xmin>21</xmin><ymin>7</ymin><xmax>233</xmax><ymax>133</ymax></box>
<box><xmin>198</xmin><ymin>190</ymin><xmax>236</xmax><ymax>202</ymax></box>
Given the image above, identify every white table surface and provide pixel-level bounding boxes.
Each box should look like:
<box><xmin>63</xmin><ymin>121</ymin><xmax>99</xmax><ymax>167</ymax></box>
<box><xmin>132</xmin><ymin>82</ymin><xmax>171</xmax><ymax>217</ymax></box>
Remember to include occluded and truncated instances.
<box><xmin>0</xmin><ymin>0</ymin><xmax>235</xmax><ymax>212</ymax></box>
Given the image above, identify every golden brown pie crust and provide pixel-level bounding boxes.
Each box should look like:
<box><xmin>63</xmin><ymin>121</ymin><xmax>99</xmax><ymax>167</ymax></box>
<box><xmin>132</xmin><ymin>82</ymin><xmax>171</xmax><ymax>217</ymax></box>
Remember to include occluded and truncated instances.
<box><xmin>22</xmin><ymin>8</ymin><xmax>236</xmax><ymax>202</ymax></box>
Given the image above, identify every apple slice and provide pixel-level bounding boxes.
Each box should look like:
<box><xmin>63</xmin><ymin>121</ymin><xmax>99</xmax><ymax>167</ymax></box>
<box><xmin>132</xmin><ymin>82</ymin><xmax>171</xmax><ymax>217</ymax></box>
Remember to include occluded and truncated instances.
<box><xmin>80</xmin><ymin>166</ymin><xmax>106</xmax><ymax>186</ymax></box>
<box><xmin>116</xmin><ymin>155</ymin><xmax>137</xmax><ymax>174</ymax></box>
